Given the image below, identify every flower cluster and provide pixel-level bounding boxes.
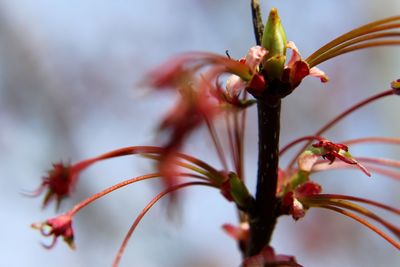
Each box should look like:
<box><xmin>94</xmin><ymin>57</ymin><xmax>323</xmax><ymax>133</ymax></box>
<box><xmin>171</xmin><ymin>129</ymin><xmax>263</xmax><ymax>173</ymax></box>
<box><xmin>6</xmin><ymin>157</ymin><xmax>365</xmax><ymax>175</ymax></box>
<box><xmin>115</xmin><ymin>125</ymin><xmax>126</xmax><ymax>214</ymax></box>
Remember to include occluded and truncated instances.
<box><xmin>30</xmin><ymin>5</ymin><xmax>400</xmax><ymax>267</ymax></box>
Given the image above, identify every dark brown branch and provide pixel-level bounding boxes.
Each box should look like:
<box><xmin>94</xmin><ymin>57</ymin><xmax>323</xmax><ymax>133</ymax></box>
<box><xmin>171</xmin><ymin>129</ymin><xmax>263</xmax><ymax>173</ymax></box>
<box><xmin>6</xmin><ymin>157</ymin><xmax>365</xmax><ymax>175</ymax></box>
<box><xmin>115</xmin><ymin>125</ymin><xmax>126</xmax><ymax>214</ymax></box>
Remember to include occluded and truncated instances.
<box><xmin>246</xmin><ymin>0</ymin><xmax>282</xmax><ymax>259</ymax></box>
<box><xmin>251</xmin><ymin>0</ymin><xmax>264</xmax><ymax>45</ymax></box>
<box><xmin>247</xmin><ymin>94</ymin><xmax>281</xmax><ymax>257</ymax></box>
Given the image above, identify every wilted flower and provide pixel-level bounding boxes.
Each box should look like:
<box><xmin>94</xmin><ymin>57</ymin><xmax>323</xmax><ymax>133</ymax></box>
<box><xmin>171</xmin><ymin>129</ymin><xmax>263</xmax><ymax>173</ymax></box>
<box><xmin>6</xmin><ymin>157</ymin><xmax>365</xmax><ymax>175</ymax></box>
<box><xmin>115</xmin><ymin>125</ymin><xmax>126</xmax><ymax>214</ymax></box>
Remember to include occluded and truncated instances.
<box><xmin>30</xmin><ymin>162</ymin><xmax>77</xmax><ymax>209</ymax></box>
<box><xmin>31</xmin><ymin>214</ymin><xmax>75</xmax><ymax>249</ymax></box>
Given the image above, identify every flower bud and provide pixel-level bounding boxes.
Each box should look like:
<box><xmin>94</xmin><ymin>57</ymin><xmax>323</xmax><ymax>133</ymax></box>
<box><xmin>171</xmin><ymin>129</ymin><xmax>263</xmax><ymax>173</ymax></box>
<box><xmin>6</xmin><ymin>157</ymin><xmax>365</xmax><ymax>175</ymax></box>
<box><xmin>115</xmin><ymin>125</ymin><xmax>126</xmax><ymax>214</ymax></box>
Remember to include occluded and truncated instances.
<box><xmin>261</xmin><ymin>8</ymin><xmax>287</xmax><ymax>81</ymax></box>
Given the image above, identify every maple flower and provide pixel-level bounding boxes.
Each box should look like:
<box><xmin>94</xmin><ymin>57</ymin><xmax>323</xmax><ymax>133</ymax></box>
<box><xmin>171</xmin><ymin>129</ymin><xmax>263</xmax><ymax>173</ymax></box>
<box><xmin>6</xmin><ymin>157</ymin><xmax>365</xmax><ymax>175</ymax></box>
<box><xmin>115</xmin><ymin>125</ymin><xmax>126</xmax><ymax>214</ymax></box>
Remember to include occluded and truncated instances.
<box><xmin>225</xmin><ymin>46</ymin><xmax>268</xmax><ymax>97</ymax></box>
<box><xmin>312</xmin><ymin>139</ymin><xmax>349</xmax><ymax>164</ymax></box>
<box><xmin>282</xmin><ymin>41</ymin><xmax>328</xmax><ymax>90</ymax></box>
<box><xmin>281</xmin><ymin>181</ymin><xmax>322</xmax><ymax>220</ymax></box>
<box><xmin>31</xmin><ymin>213</ymin><xmax>75</xmax><ymax>249</ymax></box>
<box><xmin>309</xmin><ymin>138</ymin><xmax>371</xmax><ymax>176</ymax></box>
<box><xmin>29</xmin><ymin>159</ymin><xmax>98</xmax><ymax>209</ymax></box>
<box><xmin>30</xmin><ymin>162</ymin><xmax>78</xmax><ymax>209</ymax></box>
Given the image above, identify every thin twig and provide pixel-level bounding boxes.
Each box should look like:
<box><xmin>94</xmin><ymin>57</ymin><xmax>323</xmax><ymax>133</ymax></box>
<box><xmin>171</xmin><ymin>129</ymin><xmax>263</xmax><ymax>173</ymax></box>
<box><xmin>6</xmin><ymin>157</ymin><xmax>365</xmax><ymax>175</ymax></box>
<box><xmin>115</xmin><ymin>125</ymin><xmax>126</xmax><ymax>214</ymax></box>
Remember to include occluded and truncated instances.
<box><xmin>251</xmin><ymin>0</ymin><xmax>264</xmax><ymax>45</ymax></box>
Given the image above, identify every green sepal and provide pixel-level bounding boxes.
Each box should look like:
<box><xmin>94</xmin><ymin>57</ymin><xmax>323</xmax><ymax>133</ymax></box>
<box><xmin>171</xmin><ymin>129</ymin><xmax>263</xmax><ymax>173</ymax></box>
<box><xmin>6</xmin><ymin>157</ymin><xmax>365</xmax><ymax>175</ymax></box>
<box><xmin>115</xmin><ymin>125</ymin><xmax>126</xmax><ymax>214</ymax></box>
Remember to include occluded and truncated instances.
<box><xmin>228</xmin><ymin>172</ymin><xmax>253</xmax><ymax>210</ymax></box>
<box><xmin>288</xmin><ymin>170</ymin><xmax>309</xmax><ymax>192</ymax></box>
<box><xmin>263</xmin><ymin>55</ymin><xmax>286</xmax><ymax>81</ymax></box>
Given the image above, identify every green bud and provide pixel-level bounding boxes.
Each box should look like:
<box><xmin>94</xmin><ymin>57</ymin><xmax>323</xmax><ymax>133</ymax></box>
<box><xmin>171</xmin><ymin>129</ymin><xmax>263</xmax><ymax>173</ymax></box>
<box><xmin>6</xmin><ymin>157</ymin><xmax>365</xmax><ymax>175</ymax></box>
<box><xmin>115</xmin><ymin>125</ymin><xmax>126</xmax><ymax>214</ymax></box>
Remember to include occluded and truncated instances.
<box><xmin>261</xmin><ymin>8</ymin><xmax>287</xmax><ymax>80</ymax></box>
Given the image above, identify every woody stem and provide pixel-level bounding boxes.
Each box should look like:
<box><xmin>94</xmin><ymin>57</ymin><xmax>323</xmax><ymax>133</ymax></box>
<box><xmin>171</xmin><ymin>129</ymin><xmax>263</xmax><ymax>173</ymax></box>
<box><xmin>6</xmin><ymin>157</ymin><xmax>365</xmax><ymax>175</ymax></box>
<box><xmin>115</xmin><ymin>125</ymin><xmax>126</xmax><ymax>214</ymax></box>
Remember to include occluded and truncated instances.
<box><xmin>246</xmin><ymin>0</ymin><xmax>281</xmax><ymax>258</ymax></box>
<box><xmin>247</xmin><ymin>96</ymin><xmax>281</xmax><ymax>257</ymax></box>
<box><xmin>251</xmin><ymin>0</ymin><xmax>264</xmax><ymax>46</ymax></box>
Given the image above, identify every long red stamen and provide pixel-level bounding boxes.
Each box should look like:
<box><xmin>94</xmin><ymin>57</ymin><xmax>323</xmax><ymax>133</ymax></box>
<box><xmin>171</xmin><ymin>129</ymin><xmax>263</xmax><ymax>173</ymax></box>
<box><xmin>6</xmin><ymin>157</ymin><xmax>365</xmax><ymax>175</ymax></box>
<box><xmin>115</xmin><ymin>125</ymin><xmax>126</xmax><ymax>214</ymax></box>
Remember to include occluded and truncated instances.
<box><xmin>315</xmin><ymin>205</ymin><xmax>400</xmax><ymax>249</ymax></box>
<box><xmin>311</xmin><ymin>161</ymin><xmax>400</xmax><ymax>181</ymax></box>
<box><xmin>141</xmin><ymin>153</ymin><xmax>224</xmax><ymax>183</ymax></box>
<box><xmin>315</xmin><ymin>40</ymin><xmax>400</xmax><ymax>66</ymax></box>
<box><xmin>341</xmin><ymin>136</ymin><xmax>400</xmax><ymax>146</ymax></box>
<box><xmin>238</xmin><ymin>92</ymin><xmax>248</xmax><ymax>180</ymax></box>
<box><xmin>205</xmin><ymin>117</ymin><xmax>229</xmax><ymax>170</ymax></box>
<box><xmin>69</xmin><ymin>173</ymin><xmax>161</xmax><ymax>216</ymax></box>
<box><xmin>71</xmin><ymin>146</ymin><xmax>221</xmax><ymax>182</ymax></box>
<box><xmin>69</xmin><ymin>172</ymin><xmax>211</xmax><ymax>216</ymax></box>
<box><xmin>112</xmin><ymin>181</ymin><xmax>216</xmax><ymax>267</ymax></box>
<box><xmin>287</xmin><ymin>89</ymin><xmax>395</xmax><ymax>170</ymax></box>
<box><xmin>226</xmin><ymin>112</ymin><xmax>239</xmax><ymax>171</ymax></box>
<box><xmin>306</xmin><ymin>16</ymin><xmax>400</xmax><ymax>66</ymax></box>
<box><xmin>306</xmin><ymin>194</ymin><xmax>400</xmax><ymax>215</ymax></box>
<box><xmin>363</xmin><ymin>165</ymin><xmax>400</xmax><ymax>181</ymax></box>
<box><xmin>234</xmin><ymin>109</ymin><xmax>243</xmax><ymax>178</ymax></box>
<box><xmin>280</xmin><ymin>135</ymin><xmax>324</xmax><ymax>156</ymax></box>
<box><xmin>305</xmin><ymin>197</ymin><xmax>400</xmax><ymax>240</ymax></box>
<box><xmin>356</xmin><ymin>157</ymin><xmax>400</xmax><ymax>168</ymax></box>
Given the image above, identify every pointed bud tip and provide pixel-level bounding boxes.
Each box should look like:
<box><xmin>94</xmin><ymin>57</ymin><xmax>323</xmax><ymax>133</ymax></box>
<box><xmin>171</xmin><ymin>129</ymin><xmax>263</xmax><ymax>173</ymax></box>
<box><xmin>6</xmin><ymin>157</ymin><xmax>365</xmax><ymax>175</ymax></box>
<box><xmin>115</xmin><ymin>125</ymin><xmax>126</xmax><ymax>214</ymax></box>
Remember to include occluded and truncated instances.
<box><xmin>269</xmin><ymin>8</ymin><xmax>279</xmax><ymax>19</ymax></box>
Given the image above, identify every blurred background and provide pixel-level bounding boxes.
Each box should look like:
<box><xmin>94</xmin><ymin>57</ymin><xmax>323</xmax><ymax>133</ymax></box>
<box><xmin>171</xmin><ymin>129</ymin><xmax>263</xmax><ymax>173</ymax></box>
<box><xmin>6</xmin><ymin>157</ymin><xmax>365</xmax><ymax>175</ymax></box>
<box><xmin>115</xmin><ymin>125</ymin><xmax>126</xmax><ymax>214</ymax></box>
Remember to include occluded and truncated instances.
<box><xmin>1</xmin><ymin>0</ymin><xmax>399</xmax><ymax>266</ymax></box>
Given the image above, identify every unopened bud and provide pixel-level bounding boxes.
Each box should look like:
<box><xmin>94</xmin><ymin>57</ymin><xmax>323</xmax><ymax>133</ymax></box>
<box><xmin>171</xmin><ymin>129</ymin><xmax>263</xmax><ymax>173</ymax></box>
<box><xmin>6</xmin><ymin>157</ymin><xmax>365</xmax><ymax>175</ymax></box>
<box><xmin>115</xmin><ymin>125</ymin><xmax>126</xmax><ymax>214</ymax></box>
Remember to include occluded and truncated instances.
<box><xmin>261</xmin><ymin>8</ymin><xmax>287</xmax><ymax>80</ymax></box>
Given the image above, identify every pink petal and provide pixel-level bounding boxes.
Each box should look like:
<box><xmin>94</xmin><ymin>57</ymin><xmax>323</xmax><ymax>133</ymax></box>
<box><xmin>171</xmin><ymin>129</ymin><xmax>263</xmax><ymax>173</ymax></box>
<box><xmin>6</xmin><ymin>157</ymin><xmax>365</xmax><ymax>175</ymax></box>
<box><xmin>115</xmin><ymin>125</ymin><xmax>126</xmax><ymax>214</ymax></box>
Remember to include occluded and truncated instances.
<box><xmin>222</xmin><ymin>222</ymin><xmax>249</xmax><ymax>241</ymax></box>
<box><xmin>297</xmin><ymin>152</ymin><xmax>319</xmax><ymax>172</ymax></box>
<box><xmin>286</xmin><ymin>41</ymin><xmax>302</xmax><ymax>67</ymax></box>
<box><xmin>226</xmin><ymin>74</ymin><xmax>246</xmax><ymax>97</ymax></box>
<box><xmin>309</xmin><ymin>67</ymin><xmax>329</xmax><ymax>83</ymax></box>
<box><xmin>245</xmin><ymin>46</ymin><xmax>268</xmax><ymax>73</ymax></box>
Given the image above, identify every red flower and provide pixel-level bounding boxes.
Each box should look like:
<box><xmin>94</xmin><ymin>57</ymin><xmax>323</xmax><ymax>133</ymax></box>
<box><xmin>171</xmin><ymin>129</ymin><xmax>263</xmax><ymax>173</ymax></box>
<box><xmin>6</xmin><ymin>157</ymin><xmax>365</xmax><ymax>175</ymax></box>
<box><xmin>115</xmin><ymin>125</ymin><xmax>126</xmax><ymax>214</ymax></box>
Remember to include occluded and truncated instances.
<box><xmin>282</xmin><ymin>41</ymin><xmax>328</xmax><ymax>89</ymax></box>
<box><xmin>34</xmin><ymin>162</ymin><xmax>78</xmax><ymax>209</ymax></box>
<box><xmin>312</xmin><ymin>139</ymin><xmax>350</xmax><ymax>164</ymax></box>
<box><xmin>310</xmin><ymin>138</ymin><xmax>371</xmax><ymax>176</ymax></box>
<box><xmin>225</xmin><ymin>46</ymin><xmax>268</xmax><ymax>97</ymax></box>
<box><xmin>281</xmin><ymin>181</ymin><xmax>322</xmax><ymax>220</ymax></box>
<box><xmin>31</xmin><ymin>213</ymin><xmax>75</xmax><ymax>249</ymax></box>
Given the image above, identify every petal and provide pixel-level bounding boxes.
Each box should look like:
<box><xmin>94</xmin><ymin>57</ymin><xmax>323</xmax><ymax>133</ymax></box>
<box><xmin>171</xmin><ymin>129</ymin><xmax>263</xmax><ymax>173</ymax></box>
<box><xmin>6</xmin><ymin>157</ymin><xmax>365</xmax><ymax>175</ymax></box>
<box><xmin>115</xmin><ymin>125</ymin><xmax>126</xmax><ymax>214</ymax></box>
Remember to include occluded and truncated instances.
<box><xmin>290</xmin><ymin>60</ymin><xmax>310</xmax><ymax>87</ymax></box>
<box><xmin>286</xmin><ymin>41</ymin><xmax>302</xmax><ymax>67</ymax></box>
<box><xmin>226</xmin><ymin>74</ymin><xmax>246</xmax><ymax>97</ymax></box>
<box><xmin>297</xmin><ymin>151</ymin><xmax>319</xmax><ymax>172</ymax></box>
<box><xmin>222</xmin><ymin>222</ymin><xmax>249</xmax><ymax>241</ymax></box>
<box><xmin>245</xmin><ymin>46</ymin><xmax>268</xmax><ymax>73</ymax></box>
<box><xmin>309</xmin><ymin>67</ymin><xmax>329</xmax><ymax>83</ymax></box>
<box><xmin>295</xmin><ymin>181</ymin><xmax>322</xmax><ymax>197</ymax></box>
<box><xmin>246</xmin><ymin>74</ymin><xmax>266</xmax><ymax>97</ymax></box>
